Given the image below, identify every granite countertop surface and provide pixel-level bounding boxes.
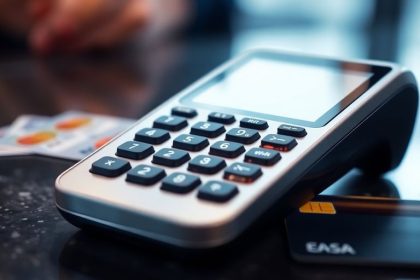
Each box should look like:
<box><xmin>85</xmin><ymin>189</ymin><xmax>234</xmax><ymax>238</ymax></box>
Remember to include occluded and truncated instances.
<box><xmin>2</xmin><ymin>155</ymin><xmax>420</xmax><ymax>280</ymax></box>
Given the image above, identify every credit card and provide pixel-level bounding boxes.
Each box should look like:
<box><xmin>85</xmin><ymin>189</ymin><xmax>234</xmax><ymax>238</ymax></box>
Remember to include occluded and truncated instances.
<box><xmin>286</xmin><ymin>195</ymin><xmax>420</xmax><ymax>265</ymax></box>
<box><xmin>33</xmin><ymin>111</ymin><xmax>134</xmax><ymax>160</ymax></box>
<box><xmin>4</xmin><ymin>115</ymin><xmax>50</xmax><ymax>136</ymax></box>
<box><xmin>0</xmin><ymin>111</ymin><xmax>134</xmax><ymax>160</ymax></box>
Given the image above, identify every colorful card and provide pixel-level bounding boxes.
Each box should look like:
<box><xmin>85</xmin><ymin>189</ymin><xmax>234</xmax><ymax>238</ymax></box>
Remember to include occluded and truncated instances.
<box><xmin>0</xmin><ymin>111</ymin><xmax>135</xmax><ymax>160</ymax></box>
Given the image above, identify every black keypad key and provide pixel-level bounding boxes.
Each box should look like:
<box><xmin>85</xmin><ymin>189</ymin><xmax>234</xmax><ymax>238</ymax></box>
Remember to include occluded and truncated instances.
<box><xmin>116</xmin><ymin>141</ymin><xmax>154</xmax><ymax>160</ymax></box>
<box><xmin>209</xmin><ymin>141</ymin><xmax>245</xmax><ymax>158</ymax></box>
<box><xmin>135</xmin><ymin>128</ymin><xmax>170</xmax><ymax>144</ymax></box>
<box><xmin>197</xmin><ymin>181</ymin><xmax>238</xmax><ymax>203</ymax></box>
<box><xmin>278</xmin><ymin>124</ymin><xmax>307</xmax><ymax>137</ymax></box>
<box><xmin>171</xmin><ymin>106</ymin><xmax>197</xmax><ymax>118</ymax></box>
<box><xmin>240</xmin><ymin>117</ymin><xmax>268</xmax><ymax>130</ymax></box>
<box><xmin>188</xmin><ymin>155</ymin><xmax>226</xmax><ymax>174</ymax></box>
<box><xmin>244</xmin><ymin>148</ymin><xmax>281</xmax><ymax>166</ymax></box>
<box><xmin>172</xmin><ymin>134</ymin><xmax>209</xmax><ymax>151</ymax></box>
<box><xmin>224</xmin><ymin>162</ymin><xmax>262</xmax><ymax>183</ymax></box>
<box><xmin>225</xmin><ymin>128</ymin><xmax>260</xmax><ymax>144</ymax></box>
<box><xmin>190</xmin><ymin>121</ymin><xmax>225</xmax><ymax>138</ymax></box>
<box><xmin>153</xmin><ymin>116</ymin><xmax>188</xmax><ymax>131</ymax></box>
<box><xmin>126</xmin><ymin>164</ymin><xmax>166</xmax><ymax>185</ymax></box>
<box><xmin>208</xmin><ymin>112</ymin><xmax>236</xmax><ymax>124</ymax></box>
<box><xmin>161</xmin><ymin>172</ymin><xmax>201</xmax><ymax>194</ymax></box>
<box><xmin>152</xmin><ymin>148</ymin><xmax>191</xmax><ymax>167</ymax></box>
<box><xmin>90</xmin><ymin>156</ymin><xmax>131</xmax><ymax>177</ymax></box>
<box><xmin>261</xmin><ymin>134</ymin><xmax>297</xmax><ymax>152</ymax></box>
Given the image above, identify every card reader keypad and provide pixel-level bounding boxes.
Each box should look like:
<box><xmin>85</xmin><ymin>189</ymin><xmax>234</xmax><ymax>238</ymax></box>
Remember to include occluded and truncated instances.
<box><xmin>90</xmin><ymin>107</ymin><xmax>306</xmax><ymax>203</ymax></box>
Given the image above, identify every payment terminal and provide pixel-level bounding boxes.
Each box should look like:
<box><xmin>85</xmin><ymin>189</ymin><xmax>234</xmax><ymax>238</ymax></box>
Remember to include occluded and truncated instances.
<box><xmin>55</xmin><ymin>50</ymin><xmax>418</xmax><ymax>248</ymax></box>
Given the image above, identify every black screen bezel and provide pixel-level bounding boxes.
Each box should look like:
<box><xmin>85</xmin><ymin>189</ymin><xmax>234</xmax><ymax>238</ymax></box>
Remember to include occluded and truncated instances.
<box><xmin>180</xmin><ymin>51</ymin><xmax>392</xmax><ymax>128</ymax></box>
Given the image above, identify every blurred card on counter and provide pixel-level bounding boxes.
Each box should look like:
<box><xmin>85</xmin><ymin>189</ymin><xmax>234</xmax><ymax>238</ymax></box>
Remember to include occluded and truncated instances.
<box><xmin>0</xmin><ymin>111</ymin><xmax>135</xmax><ymax>161</ymax></box>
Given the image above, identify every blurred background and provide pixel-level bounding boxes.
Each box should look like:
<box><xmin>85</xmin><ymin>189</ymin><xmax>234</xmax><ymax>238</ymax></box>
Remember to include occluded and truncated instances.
<box><xmin>1</xmin><ymin>0</ymin><xmax>420</xmax><ymax>278</ymax></box>
<box><xmin>1</xmin><ymin>0</ymin><xmax>418</xmax><ymax>195</ymax></box>
<box><xmin>0</xmin><ymin>0</ymin><xmax>418</xmax><ymax>124</ymax></box>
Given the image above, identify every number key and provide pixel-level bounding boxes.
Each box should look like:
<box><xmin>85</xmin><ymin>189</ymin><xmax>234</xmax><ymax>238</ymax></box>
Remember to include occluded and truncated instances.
<box><xmin>188</xmin><ymin>155</ymin><xmax>226</xmax><ymax>174</ymax></box>
<box><xmin>172</xmin><ymin>134</ymin><xmax>209</xmax><ymax>151</ymax></box>
<box><xmin>153</xmin><ymin>116</ymin><xmax>188</xmax><ymax>131</ymax></box>
<box><xmin>225</xmin><ymin>128</ymin><xmax>260</xmax><ymax>144</ymax></box>
<box><xmin>190</xmin><ymin>121</ymin><xmax>225</xmax><ymax>138</ymax></box>
<box><xmin>209</xmin><ymin>141</ymin><xmax>245</xmax><ymax>158</ymax></box>
<box><xmin>152</xmin><ymin>148</ymin><xmax>191</xmax><ymax>167</ymax></box>
<box><xmin>161</xmin><ymin>172</ymin><xmax>201</xmax><ymax>194</ymax></box>
<box><xmin>116</xmin><ymin>141</ymin><xmax>154</xmax><ymax>160</ymax></box>
<box><xmin>126</xmin><ymin>164</ymin><xmax>166</xmax><ymax>185</ymax></box>
<box><xmin>135</xmin><ymin>128</ymin><xmax>170</xmax><ymax>144</ymax></box>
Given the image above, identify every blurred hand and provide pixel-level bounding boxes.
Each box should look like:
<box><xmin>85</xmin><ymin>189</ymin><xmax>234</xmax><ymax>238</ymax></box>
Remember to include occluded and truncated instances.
<box><xmin>30</xmin><ymin>0</ymin><xmax>153</xmax><ymax>54</ymax></box>
<box><xmin>0</xmin><ymin>0</ymin><xmax>191</xmax><ymax>54</ymax></box>
<box><xmin>0</xmin><ymin>0</ymin><xmax>36</xmax><ymax>34</ymax></box>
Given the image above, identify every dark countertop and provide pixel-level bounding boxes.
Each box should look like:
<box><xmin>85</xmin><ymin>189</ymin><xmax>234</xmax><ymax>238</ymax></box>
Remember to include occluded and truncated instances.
<box><xmin>2</xmin><ymin>157</ymin><xmax>420</xmax><ymax>280</ymax></box>
<box><xmin>1</xmin><ymin>35</ymin><xmax>420</xmax><ymax>279</ymax></box>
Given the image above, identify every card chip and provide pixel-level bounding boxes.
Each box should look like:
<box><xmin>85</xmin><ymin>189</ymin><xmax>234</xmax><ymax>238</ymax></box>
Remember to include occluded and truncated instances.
<box><xmin>299</xmin><ymin>201</ymin><xmax>336</xmax><ymax>215</ymax></box>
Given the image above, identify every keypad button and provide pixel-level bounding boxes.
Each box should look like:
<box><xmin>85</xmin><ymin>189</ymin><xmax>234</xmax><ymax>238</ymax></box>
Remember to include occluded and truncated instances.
<box><xmin>116</xmin><ymin>141</ymin><xmax>154</xmax><ymax>160</ymax></box>
<box><xmin>240</xmin><ymin>118</ymin><xmax>268</xmax><ymax>130</ymax></box>
<box><xmin>152</xmin><ymin>148</ymin><xmax>191</xmax><ymax>167</ymax></box>
<box><xmin>126</xmin><ymin>164</ymin><xmax>166</xmax><ymax>185</ymax></box>
<box><xmin>171</xmin><ymin>106</ymin><xmax>197</xmax><ymax>118</ymax></box>
<box><xmin>172</xmin><ymin>134</ymin><xmax>209</xmax><ymax>151</ymax></box>
<box><xmin>209</xmin><ymin>141</ymin><xmax>245</xmax><ymax>158</ymax></box>
<box><xmin>225</xmin><ymin>128</ymin><xmax>260</xmax><ymax>144</ymax></box>
<box><xmin>90</xmin><ymin>156</ymin><xmax>131</xmax><ymax>177</ymax></box>
<box><xmin>188</xmin><ymin>155</ymin><xmax>226</xmax><ymax>174</ymax></box>
<box><xmin>244</xmin><ymin>148</ymin><xmax>281</xmax><ymax>166</ymax></box>
<box><xmin>261</xmin><ymin>134</ymin><xmax>297</xmax><ymax>152</ymax></box>
<box><xmin>223</xmin><ymin>162</ymin><xmax>262</xmax><ymax>183</ymax></box>
<box><xmin>135</xmin><ymin>128</ymin><xmax>170</xmax><ymax>145</ymax></box>
<box><xmin>208</xmin><ymin>112</ymin><xmax>235</xmax><ymax>124</ymax></box>
<box><xmin>161</xmin><ymin>172</ymin><xmax>201</xmax><ymax>194</ymax></box>
<box><xmin>153</xmin><ymin>116</ymin><xmax>188</xmax><ymax>132</ymax></box>
<box><xmin>278</xmin><ymin>124</ymin><xmax>307</xmax><ymax>137</ymax></box>
<box><xmin>197</xmin><ymin>181</ymin><xmax>238</xmax><ymax>203</ymax></box>
<box><xmin>190</xmin><ymin>121</ymin><xmax>225</xmax><ymax>138</ymax></box>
